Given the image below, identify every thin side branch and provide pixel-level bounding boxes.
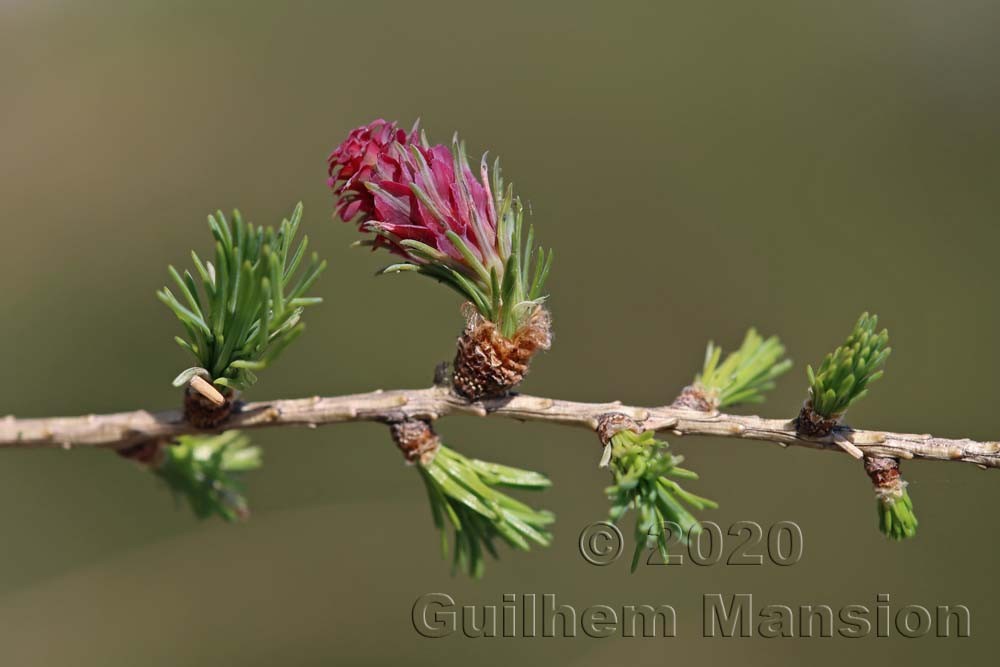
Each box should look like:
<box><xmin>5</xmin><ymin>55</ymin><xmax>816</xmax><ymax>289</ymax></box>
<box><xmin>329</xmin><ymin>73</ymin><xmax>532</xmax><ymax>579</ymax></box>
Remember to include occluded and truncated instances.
<box><xmin>2</xmin><ymin>387</ymin><xmax>998</xmax><ymax>469</ymax></box>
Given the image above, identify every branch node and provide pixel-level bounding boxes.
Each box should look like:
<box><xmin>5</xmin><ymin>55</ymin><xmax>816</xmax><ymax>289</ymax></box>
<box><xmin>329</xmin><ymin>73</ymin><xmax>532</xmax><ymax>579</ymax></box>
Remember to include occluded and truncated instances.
<box><xmin>183</xmin><ymin>380</ymin><xmax>234</xmax><ymax>429</ymax></box>
<box><xmin>595</xmin><ymin>412</ymin><xmax>642</xmax><ymax>469</ymax></box>
<box><xmin>452</xmin><ymin>305</ymin><xmax>551</xmax><ymax>401</ymax></box>
<box><xmin>850</xmin><ymin>430</ymin><xmax>887</xmax><ymax>445</ymax></box>
<box><xmin>864</xmin><ymin>456</ymin><xmax>902</xmax><ymax>493</ymax></box>
<box><xmin>596</xmin><ymin>412</ymin><xmax>642</xmax><ymax>446</ymax></box>
<box><xmin>388</xmin><ymin>419</ymin><xmax>440</xmax><ymax>465</ymax></box>
<box><xmin>671</xmin><ymin>384</ymin><xmax>718</xmax><ymax>412</ymax></box>
<box><xmin>794</xmin><ymin>400</ymin><xmax>840</xmax><ymax>438</ymax></box>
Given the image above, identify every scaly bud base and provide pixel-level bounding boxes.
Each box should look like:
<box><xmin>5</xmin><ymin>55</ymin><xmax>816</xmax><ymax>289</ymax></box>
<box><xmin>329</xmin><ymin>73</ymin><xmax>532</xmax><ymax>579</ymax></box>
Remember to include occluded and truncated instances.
<box><xmin>184</xmin><ymin>386</ymin><xmax>235</xmax><ymax>429</ymax></box>
<box><xmin>672</xmin><ymin>384</ymin><xmax>718</xmax><ymax>412</ymax></box>
<box><xmin>389</xmin><ymin>420</ymin><xmax>441</xmax><ymax>465</ymax></box>
<box><xmin>452</xmin><ymin>305</ymin><xmax>551</xmax><ymax>401</ymax></box>
<box><xmin>795</xmin><ymin>400</ymin><xmax>841</xmax><ymax>437</ymax></box>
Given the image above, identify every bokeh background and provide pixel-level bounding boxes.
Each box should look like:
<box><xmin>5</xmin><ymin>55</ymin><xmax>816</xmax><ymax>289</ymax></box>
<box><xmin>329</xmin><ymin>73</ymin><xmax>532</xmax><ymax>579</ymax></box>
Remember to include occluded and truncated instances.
<box><xmin>2</xmin><ymin>1</ymin><xmax>998</xmax><ymax>664</ymax></box>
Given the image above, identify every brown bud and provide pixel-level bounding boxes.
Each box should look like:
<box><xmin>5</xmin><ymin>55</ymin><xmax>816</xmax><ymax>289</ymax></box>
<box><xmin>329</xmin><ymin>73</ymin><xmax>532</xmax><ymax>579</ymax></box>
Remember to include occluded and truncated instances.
<box><xmin>452</xmin><ymin>304</ymin><xmax>552</xmax><ymax>401</ymax></box>
<box><xmin>596</xmin><ymin>412</ymin><xmax>642</xmax><ymax>446</ymax></box>
<box><xmin>671</xmin><ymin>384</ymin><xmax>717</xmax><ymax>412</ymax></box>
<box><xmin>864</xmin><ymin>455</ymin><xmax>901</xmax><ymax>488</ymax></box>
<box><xmin>794</xmin><ymin>400</ymin><xmax>840</xmax><ymax>437</ymax></box>
<box><xmin>389</xmin><ymin>419</ymin><xmax>441</xmax><ymax>465</ymax></box>
<box><xmin>116</xmin><ymin>439</ymin><xmax>165</xmax><ymax>466</ymax></box>
<box><xmin>184</xmin><ymin>385</ymin><xmax>235</xmax><ymax>429</ymax></box>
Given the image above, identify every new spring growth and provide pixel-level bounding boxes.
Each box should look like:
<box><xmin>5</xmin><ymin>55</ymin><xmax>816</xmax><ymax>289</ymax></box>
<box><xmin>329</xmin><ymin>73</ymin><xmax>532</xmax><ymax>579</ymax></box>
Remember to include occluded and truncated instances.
<box><xmin>328</xmin><ymin>119</ymin><xmax>552</xmax><ymax>338</ymax></box>
<box><xmin>675</xmin><ymin>328</ymin><xmax>792</xmax><ymax>412</ymax></box>
<box><xmin>864</xmin><ymin>456</ymin><xmax>918</xmax><ymax>540</ymax></box>
<box><xmin>391</xmin><ymin>419</ymin><xmax>554</xmax><ymax>578</ymax></box>
<box><xmin>329</xmin><ymin>120</ymin><xmax>555</xmax><ymax>400</ymax></box>
<box><xmin>159</xmin><ymin>203</ymin><xmax>326</xmax><ymax>392</ymax></box>
<box><xmin>81</xmin><ymin>118</ymin><xmax>938</xmax><ymax>567</ymax></box>
<box><xmin>599</xmin><ymin>416</ymin><xmax>718</xmax><ymax>572</ymax></box>
<box><xmin>806</xmin><ymin>312</ymin><xmax>891</xmax><ymax>421</ymax></box>
<box><xmin>154</xmin><ymin>431</ymin><xmax>262</xmax><ymax>522</ymax></box>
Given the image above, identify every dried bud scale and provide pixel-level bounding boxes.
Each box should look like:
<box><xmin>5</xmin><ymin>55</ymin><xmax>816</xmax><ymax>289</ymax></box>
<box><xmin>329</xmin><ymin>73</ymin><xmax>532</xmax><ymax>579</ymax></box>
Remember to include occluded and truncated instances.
<box><xmin>596</xmin><ymin>412</ymin><xmax>642</xmax><ymax>446</ymax></box>
<box><xmin>864</xmin><ymin>455</ymin><xmax>902</xmax><ymax>489</ymax></box>
<box><xmin>389</xmin><ymin>419</ymin><xmax>441</xmax><ymax>465</ymax></box>
<box><xmin>794</xmin><ymin>399</ymin><xmax>841</xmax><ymax>437</ymax></box>
<box><xmin>452</xmin><ymin>304</ymin><xmax>551</xmax><ymax>400</ymax></box>
<box><xmin>596</xmin><ymin>412</ymin><xmax>642</xmax><ymax>468</ymax></box>
<box><xmin>671</xmin><ymin>384</ymin><xmax>718</xmax><ymax>412</ymax></box>
<box><xmin>184</xmin><ymin>386</ymin><xmax>235</xmax><ymax>429</ymax></box>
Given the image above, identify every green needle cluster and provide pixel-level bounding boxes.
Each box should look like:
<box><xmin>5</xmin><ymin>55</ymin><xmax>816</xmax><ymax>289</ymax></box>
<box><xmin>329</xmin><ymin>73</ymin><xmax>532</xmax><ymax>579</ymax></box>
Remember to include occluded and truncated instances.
<box><xmin>154</xmin><ymin>431</ymin><xmax>262</xmax><ymax>522</ymax></box>
<box><xmin>697</xmin><ymin>328</ymin><xmax>792</xmax><ymax>409</ymax></box>
<box><xmin>877</xmin><ymin>487</ymin><xmax>918</xmax><ymax>540</ymax></box>
<box><xmin>605</xmin><ymin>430</ymin><xmax>718</xmax><ymax>572</ymax></box>
<box><xmin>159</xmin><ymin>203</ymin><xmax>326</xmax><ymax>391</ymax></box>
<box><xmin>417</xmin><ymin>445</ymin><xmax>554</xmax><ymax>578</ymax></box>
<box><xmin>806</xmin><ymin>313</ymin><xmax>891</xmax><ymax>419</ymax></box>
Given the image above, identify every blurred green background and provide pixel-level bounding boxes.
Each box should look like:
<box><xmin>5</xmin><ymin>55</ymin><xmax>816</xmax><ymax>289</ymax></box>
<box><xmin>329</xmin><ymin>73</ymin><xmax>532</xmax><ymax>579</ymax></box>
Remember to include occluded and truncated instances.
<box><xmin>1</xmin><ymin>1</ymin><xmax>998</xmax><ymax>664</ymax></box>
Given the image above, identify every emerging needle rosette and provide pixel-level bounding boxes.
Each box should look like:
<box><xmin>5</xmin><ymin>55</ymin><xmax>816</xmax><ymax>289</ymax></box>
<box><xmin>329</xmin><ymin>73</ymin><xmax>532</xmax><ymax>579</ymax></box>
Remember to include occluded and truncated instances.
<box><xmin>159</xmin><ymin>204</ymin><xmax>325</xmax><ymax>427</ymax></box>
<box><xmin>329</xmin><ymin>119</ymin><xmax>553</xmax><ymax>400</ymax></box>
<box><xmin>797</xmin><ymin>313</ymin><xmax>891</xmax><ymax>437</ymax></box>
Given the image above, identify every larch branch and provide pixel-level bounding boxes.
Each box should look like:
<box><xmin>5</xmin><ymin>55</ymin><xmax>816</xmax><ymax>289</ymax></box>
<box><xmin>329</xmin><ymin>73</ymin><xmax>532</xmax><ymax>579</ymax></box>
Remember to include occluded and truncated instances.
<box><xmin>2</xmin><ymin>386</ymin><xmax>998</xmax><ymax>469</ymax></box>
